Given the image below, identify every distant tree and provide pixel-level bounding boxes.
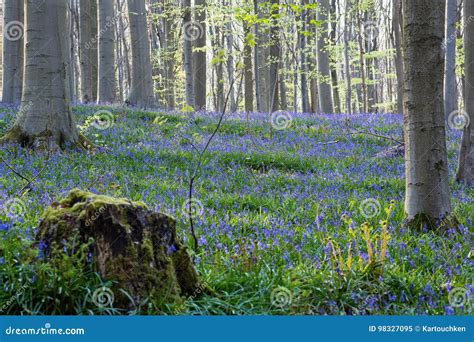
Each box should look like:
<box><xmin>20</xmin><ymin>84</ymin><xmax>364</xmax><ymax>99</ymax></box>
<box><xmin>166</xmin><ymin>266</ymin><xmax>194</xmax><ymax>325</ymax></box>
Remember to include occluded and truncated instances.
<box><xmin>402</xmin><ymin>0</ymin><xmax>452</xmax><ymax>229</ymax></box>
<box><xmin>343</xmin><ymin>0</ymin><xmax>352</xmax><ymax>114</ymax></box>
<box><xmin>2</xmin><ymin>0</ymin><xmax>23</xmax><ymax>104</ymax></box>
<box><xmin>0</xmin><ymin>1</ymin><xmax>82</xmax><ymax>148</ymax></box>
<box><xmin>193</xmin><ymin>0</ymin><xmax>207</xmax><ymax>110</ymax></box>
<box><xmin>317</xmin><ymin>0</ymin><xmax>334</xmax><ymax>113</ymax></box>
<box><xmin>182</xmin><ymin>0</ymin><xmax>195</xmax><ymax>109</ymax></box>
<box><xmin>456</xmin><ymin>0</ymin><xmax>473</xmax><ymax>184</ymax></box>
<box><xmin>97</xmin><ymin>0</ymin><xmax>116</xmax><ymax>103</ymax></box>
<box><xmin>78</xmin><ymin>0</ymin><xmax>98</xmax><ymax>103</ymax></box>
<box><xmin>268</xmin><ymin>0</ymin><xmax>280</xmax><ymax>113</ymax></box>
<box><xmin>444</xmin><ymin>0</ymin><xmax>458</xmax><ymax>119</ymax></box>
<box><xmin>127</xmin><ymin>0</ymin><xmax>154</xmax><ymax>108</ymax></box>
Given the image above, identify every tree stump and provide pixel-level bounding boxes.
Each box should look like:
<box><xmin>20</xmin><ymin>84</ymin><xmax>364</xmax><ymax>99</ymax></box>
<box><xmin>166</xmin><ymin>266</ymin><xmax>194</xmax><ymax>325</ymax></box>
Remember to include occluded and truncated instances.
<box><xmin>36</xmin><ymin>189</ymin><xmax>199</xmax><ymax>308</ymax></box>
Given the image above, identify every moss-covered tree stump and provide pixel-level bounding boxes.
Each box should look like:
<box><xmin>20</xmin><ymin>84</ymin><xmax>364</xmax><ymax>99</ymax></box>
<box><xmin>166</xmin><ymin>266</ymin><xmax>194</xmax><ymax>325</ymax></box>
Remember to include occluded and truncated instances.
<box><xmin>36</xmin><ymin>189</ymin><xmax>199</xmax><ymax>308</ymax></box>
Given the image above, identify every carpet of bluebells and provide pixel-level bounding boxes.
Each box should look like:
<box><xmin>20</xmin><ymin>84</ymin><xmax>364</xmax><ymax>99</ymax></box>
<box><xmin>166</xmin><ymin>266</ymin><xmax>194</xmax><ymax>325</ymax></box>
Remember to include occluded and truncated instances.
<box><xmin>0</xmin><ymin>103</ymin><xmax>472</xmax><ymax>315</ymax></box>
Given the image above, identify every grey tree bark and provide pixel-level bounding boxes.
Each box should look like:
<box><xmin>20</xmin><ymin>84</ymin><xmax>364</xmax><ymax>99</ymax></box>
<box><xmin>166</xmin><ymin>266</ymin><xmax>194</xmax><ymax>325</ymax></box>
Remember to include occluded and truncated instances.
<box><xmin>79</xmin><ymin>0</ymin><xmax>98</xmax><ymax>103</ymax></box>
<box><xmin>1</xmin><ymin>0</ymin><xmax>82</xmax><ymax>148</ymax></box>
<box><xmin>97</xmin><ymin>0</ymin><xmax>116</xmax><ymax>103</ymax></box>
<box><xmin>268</xmin><ymin>0</ymin><xmax>280</xmax><ymax>113</ymax></box>
<box><xmin>316</xmin><ymin>0</ymin><xmax>334</xmax><ymax>113</ymax></box>
<box><xmin>2</xmin><ymin>0</ymin><xmax>23</xmax><ymax>104</ymax></box>
<box><xmin>329</xmin><ymin>0</ymin><xmax>340</xmax><ymax>113</ymax></box>
<box><xmin>182</xmin><ymin>0</ymin><xmax>195</xmax><ymax>109</ymax></box>
<box><xmin>243</xmin><ymin>18</ymin><xmax>254</xmax><ymax>112</ymax></box>
<box><xmin>343</xmin><ymin>0</ymin><xmax>352</xmax><ymax>114</ymax></box>
<box><xmin>254</xmin><ymin>0</ymin><xmax>269</xmax><ymax>113</ymax></box>
<box><xmin>392</xmin><ymin>0</ymin><xmax>403</xmax><ymax>114</ymax></box>
<box><xmin>456</xmin><ymin>0</ymin><xmax>473</xmax><ymax>184</ymax></box>
<box><xmin>444</xmin><ymin>0</ymin><xmax>458</xmax><ymax>118</ymax></box>
<box><xmin>299</xmin><ymin>1</ymin><xmax>309</xmax><ymax>113</ymax></box>
<box><xmin>127</xmin><ymin>0</ymin><xmax>154</xmax><ymax>108</ymax></box>
<box><xmin>193</xmin><ymin>0</ymin><xmax>207</xmax><ymax>110</ymax></box>
<box><xmin>402</xmin><ymin>0</ymin><xmax>453</xmax><ymax>228</ymax></box>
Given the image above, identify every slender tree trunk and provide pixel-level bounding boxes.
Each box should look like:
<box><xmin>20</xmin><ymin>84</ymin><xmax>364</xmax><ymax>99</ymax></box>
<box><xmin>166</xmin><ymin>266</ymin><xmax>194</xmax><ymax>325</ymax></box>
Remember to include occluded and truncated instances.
<box><xmin>127</xmin><ymin>0</ymin><xmax>154</xmax><ymax>108</ymax></box>
<box><xmin>225</xmin><ymin>7</ymin><xmax>236</xmax><ymax>112</ymax></box>
<box><xmin>78</xmin><ymin>0</ymin><xmax>98</xmax><ymax>103</ymax></box>
<box><xmin>316</xmin><ymin>0</ymin><xmax>334</xmax><ymax>113</ymax></box>
<box><xmin>255</xmin><ymin>0</ymin><xmax>269</xmax><ymax>112</ymax></box>
<box><xmin>456</xmin><ymin>0</ymin><xmax>473</xmax><ymax>184</ymax></box>
<box><xmin>402</xmin><ymin>0</ymin><xmax>452</xmax><ymax>229</ymax></box>
<box><xmin>269</xmin><ymin>0</ymin><xmax>280</xmax><ymax>113</ymax></box>
<box><xmin>329</xmin><ymin>0</ymin><xmax>340</xmax><ymax>113</ymax></box>
<box><xmin>97</xmin><ymin>0</ymin><xmax>116</xmax><ymax>103</ymax></box>
<box><xmin>343</xmin><ymin>0</ymin><xmax>352</xmax><ymax>114</ymax></box>
<box><xmin>163</xmin><ymin>0</ymin><xmax>176</xmax><ymax>109</ymax></box>
<box><xmin>1</xmin><ymin>0</ymin><xmax>81</xmax><ymax>148</ymax></box>
<box><xmin>243</xmin><ymin>18</ymin><xmax>254</xmax><ymax>112</ymax></box>
<box><xmin>182</xmin><ymin>0</ymin><xmax>195</xmax><ymax>109</ymax></box>
<box><xmin>444</xmin><ymin>0</ymin><xmax>458</xmax><ymax>119</ymax></box>
<box><xmin>193</xmin><ymin>0</ymin><xmax>207</xmax><ymax>110</ymax></box>
<box><xmin>356</xmin><ymin>2</ymin><xmax>367</xmax><ymax>113</ymax></box>
<box><xmin>392</xmin><ymin>0</ymin><xmax>403</xmax><ymax>114</ymax></box>
<box><xmin>300</xmin><ymin>1</ymin><xmax>309</xmax><ymax>113</ymax></box>
<box><xmin>2</xmin><ymin>0</ymin><xmax>23</xmax><ymax>104</ymax></box>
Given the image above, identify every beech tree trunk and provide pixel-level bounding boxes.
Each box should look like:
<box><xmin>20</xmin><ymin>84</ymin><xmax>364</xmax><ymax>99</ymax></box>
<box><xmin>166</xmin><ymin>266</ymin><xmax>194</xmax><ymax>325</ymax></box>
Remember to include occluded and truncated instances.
<box><xmin>456</xmin><ymin>0</ymin><xmax>473</xmax><ymax>184</ymax></box>
<box><xmin>193</xmin><ymin>0</ymin><xmax>207</xmax><ymax>110</ymax></box>
<box><xmin>243</xmin><ymin>19</ymin><xmax>254</xmax><ymax>112</ymax></box>
<box><xmin>268</xmin><ymin>0</ymin><xmax>280</xmax><ymax>113</ymax></box>
<box><xmin>1</xmin><ymin>0</ymin><xmax>81</xmax><ymax>148</ymax></box>
<box><xmin>444</xmin><ymin>0</ymin><xmax>458</xmax><ymax>118</ymax></box>
<box><xmin>182</xmin><ymin>0</ymin><xmax>195</xmax><ymax>109</ymax></box>
<box><xmin>97</xmin><ymin>0</ymin><xmax>116</xmax><ymax>103</ymax></box>
<box><xmin>343</xmin><ymin>0</ymin><xmax>352</xmax><ymax>114</ymax></box>
<box><xmin>392</xmin><ymin>0</ymin><xmax>403</xmax><ymax>114</ymax></box>
<box><xmin>316</xmin><ymin>0</ymin><xmax>334</xmax><ymax>114</ymax></box>
<box><xmin>127</xmin><ymin>0</ymin><xmax>154</xmax><ymax>108</ymax></box>
<box><xmin>78</xmin><ymin>0</ymin><xmax>98</xmax><ymax>103</ymax></box>
<box><xmin>402</xmin><ymin>0</ymin><xmax>452</xmax><ymax>229</ymax></box>
<box><xmin>2</xmin><ymin>0</ymin><xmax>23</xmax><ymax>104</ymax></box>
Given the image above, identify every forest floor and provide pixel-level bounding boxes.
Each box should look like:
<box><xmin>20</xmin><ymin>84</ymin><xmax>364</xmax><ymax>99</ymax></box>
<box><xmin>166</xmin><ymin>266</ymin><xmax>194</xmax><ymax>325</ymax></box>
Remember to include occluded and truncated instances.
<box><xmin>0</xmin><ymin>104</ymin><xmax>472</xmax><ymax>315</ymax></box>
